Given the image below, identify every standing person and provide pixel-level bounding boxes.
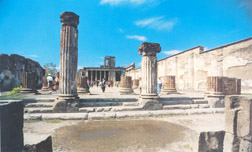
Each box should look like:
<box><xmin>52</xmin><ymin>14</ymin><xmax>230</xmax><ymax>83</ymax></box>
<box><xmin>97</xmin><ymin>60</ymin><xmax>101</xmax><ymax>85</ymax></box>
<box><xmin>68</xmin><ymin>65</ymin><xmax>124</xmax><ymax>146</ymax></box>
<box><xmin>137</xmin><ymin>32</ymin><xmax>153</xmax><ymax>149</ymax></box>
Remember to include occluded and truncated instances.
<box><xmin>47</xmin><ymin>74</ymin><xmax>53</xmax><ymax>90</ymax></box>
<box><xmin>101</xmin><ymin>79</ymin><xmax>106</xmax><ymax>93</ymax></box>
<box><xmin>55</xmin><ymin>73</ymin><xmax>60</xmax><ymax>92</ymax></box>
<box><xmin>157</xmin><ymin>77</ymin><xmax>162</xmax><ymax>94</ymax></box>
<box><xmin>0</xmin><ymin>72</ymin><xmax>4</xmax><ymax>96</ymax></box>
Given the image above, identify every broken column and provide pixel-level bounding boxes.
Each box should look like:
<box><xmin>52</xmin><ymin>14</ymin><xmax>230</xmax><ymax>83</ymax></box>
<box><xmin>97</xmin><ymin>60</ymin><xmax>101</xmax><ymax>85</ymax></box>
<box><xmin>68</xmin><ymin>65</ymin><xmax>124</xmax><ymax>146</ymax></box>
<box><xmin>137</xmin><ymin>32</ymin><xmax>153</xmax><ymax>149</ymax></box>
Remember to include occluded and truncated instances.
<box><xmin>77</xmin><ymin>73</ymin><xmax>90</xmax><ymax>95</ymax></box>
<box><xmin>138</xmin><ymin>42</ymin><xmax>162</xmax><ymax>110</ymax></box>
<box><xmin>224</xmin><ymin>96</ymin><xmax>252</xmax><ymax>152</ymax></box>
<box><xmin>41</xmin><ymin>76</ymin><xmax>49</xmax><ymax>92</ymax></box>
<box><xmin>161</xmin><ymin>76</ymin><xmax>177</xmax><ymax>94</ymax></box>
<box><xmin>119</xmin><ymin>76</ymin><xmax>134</xmax><ymax>95</ymax></box>
<box><xmin>20</xmin><ymin>72</ymin><xmax>37</xmax><ymax>93</ymax></box>
<box><xmin>132</xmin><ymin>79</ymin><xmax>139</xmax><ymax>89</ymax></box>
<box><xmin>53</xmin><ymin>12</ymin><xmax>79</xmax><ymax>113</ymax></box>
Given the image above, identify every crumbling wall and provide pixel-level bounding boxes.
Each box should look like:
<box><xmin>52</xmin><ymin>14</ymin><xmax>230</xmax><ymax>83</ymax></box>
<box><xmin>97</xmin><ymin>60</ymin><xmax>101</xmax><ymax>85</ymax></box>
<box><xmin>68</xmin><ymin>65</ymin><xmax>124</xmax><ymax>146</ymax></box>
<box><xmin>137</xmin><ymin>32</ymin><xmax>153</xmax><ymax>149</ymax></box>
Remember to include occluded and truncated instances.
<box><xmin>0</xmin><ymin>54</ymin><xmax>45</xmax><ymax>91</ymax></box>
<box><xmin>126</xmin><ymin>37</ymin><xmax>252</xmax><ymax>93</ymax></box>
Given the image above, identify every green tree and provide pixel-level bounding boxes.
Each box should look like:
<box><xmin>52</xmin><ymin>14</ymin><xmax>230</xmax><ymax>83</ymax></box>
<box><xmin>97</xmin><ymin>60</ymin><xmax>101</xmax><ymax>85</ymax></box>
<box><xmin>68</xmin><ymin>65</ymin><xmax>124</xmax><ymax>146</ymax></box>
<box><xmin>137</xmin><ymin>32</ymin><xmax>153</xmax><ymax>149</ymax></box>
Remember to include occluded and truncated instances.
<box><xmin>44</xmin><ymin>63</ymin><xmax>57</xmax><ymax>77</ymax></box>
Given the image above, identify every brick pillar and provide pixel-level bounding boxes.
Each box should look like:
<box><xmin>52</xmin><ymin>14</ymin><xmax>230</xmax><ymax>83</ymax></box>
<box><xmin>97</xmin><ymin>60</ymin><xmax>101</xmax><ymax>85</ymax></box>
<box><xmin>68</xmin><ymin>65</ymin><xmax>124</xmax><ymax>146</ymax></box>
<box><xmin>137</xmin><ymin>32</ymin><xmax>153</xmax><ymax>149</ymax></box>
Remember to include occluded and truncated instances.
<box><xmin>53</xmin><ymin>12</ymin><xmax>80</xmax><ymax>113</ymax></box>
<box><xmin>132</xmin><ymin>79</ymin><xmax>139</xmax><ymax>89</ymax></box>
<box><xmin>206</xmin><ymin>76</ymin><xmax>223</xmax><ymax>95</ymax></box>
<box><xmin>224</xmin><ymin>96</ymin><xmax>252</xmax><ymax>152</ymax></box>
<box><xmin>161</xmin><ymin>76</ymin><xmax>177</xmax><ymax>94</ymax></box>
<box><xmin>77</xmin><ymin>75</ymin><xmax>90</xmax><ymax>95</ymax></box>
<box><xmin>138</xmin><ymin>42</ymin><xmax>162</xmax><ymax>110</ymax></box>
<box><xmin>41</xmin><ymin>76</ymin><xmax>49</xmax><ymax>92</ymax></box>
<box><xmin>119</xmin><ymin>76</ymin><xmax>134</xmax><ymax>95</ymax></box>
<box><xmin>20</xmin><ymin>72</ymin><xmax>37</xmax><ymax>93</ymax></box>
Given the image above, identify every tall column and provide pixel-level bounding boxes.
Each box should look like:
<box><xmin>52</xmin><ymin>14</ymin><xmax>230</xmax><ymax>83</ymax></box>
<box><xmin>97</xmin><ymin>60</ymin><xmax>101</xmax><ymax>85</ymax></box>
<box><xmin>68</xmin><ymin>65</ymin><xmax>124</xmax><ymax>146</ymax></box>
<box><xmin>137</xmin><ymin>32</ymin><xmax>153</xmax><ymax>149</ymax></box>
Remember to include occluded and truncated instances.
<box><xmin>100</xmin><ymin>71</ymin><xmax>102</xmax><ymax>81</ymax></box>
<box><xmin>53</xmin><ymin>12</ymin><xmax>79</xmax><ymax>113</ymax></box>
<box><xmin>138</xmin><ymin>42</ymin><xmax>162</xmax><ymax>110</ymax></box>
<box><xmin>104</xmin><ymin>71</ymin><xmax>107</xmax><ymax>81</ymax></box>
<box><xmin>91</xmin><ymin>70</ymin><xmax>93</xmax><ymax>81</ymax></box>
<box><xmin>95</xmin><ymin>70</ymin><xmax>97</xmax><ymax>81</ymax></box>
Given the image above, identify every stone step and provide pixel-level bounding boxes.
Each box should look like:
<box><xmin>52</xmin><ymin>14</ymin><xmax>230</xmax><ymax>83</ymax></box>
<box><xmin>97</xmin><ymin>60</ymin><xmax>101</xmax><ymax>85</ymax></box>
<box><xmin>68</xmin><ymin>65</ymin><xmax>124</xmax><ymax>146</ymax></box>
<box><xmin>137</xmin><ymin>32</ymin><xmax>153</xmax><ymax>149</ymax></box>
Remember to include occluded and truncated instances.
<box><xmin>24</xmin><ymin>108</ymin><xmax>225</xmax><ymax>120</ymax></box>
<box><xmin>122</xmin><ymin>102</ymin><xmax>139</xmax><ymax>106</ymax></box>
<box><xmin>79</xmin><ymin>102</ymin><xmax>122</xmax><ymax>107</ymax></box>
<box><xmin>163</xmin><ymin>104</ymin><xmax>210</xmax><ymax>110</ymax></box>
<box><xmin>193</xmin><ymin>99</ymin><xmax>208</xmax><ymax>104</ymax></box>
<box><xmin>24</xmin><ymin>107</ymin><xmax>53</xmax><ymax>113</ymax></box>
<box><xmin>79</xmin><ymin>98</ymin><xmax>138</xmax><ymax>103</ymax></box>
<box><xmin>26</xmin><ymin>102</ymin><xmax>53</xmax><ymax>108</ymax></box>
<box><xmin>23</xmin><ymin>98</ymin><xmax>55</xmax><ymax>103</ymax></box>
<box><xmin>79</xmin><ymin>106</ymin><xmax>143</xmax><ymax>113</ymax></box>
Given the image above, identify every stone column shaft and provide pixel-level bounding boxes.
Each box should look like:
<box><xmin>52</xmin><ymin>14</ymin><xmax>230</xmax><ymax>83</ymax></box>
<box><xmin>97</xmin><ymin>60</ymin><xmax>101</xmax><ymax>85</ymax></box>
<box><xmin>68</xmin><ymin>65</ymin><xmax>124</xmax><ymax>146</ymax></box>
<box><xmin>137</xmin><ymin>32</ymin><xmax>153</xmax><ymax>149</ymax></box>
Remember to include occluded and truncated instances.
<box><xmin>20</xmin><ymin>72</ymin><xmax>37</xmax><ymax>93</ymax></box>
<box><xmin>161</xmin><ymin>76</ymin><xmax>177</xmax><ymax>94</ymax></box>
<box><xmin>119</xmin><ymin>76</ymin><xmax>134</xmax><ymax>95</ymax></box>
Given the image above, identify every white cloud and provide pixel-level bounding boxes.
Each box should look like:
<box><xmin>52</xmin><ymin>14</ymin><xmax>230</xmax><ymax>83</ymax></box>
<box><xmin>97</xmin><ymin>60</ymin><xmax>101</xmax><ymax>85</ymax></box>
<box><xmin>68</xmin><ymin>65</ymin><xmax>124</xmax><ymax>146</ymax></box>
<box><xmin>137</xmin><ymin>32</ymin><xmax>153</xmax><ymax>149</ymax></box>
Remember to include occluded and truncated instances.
<box><xmin>126</xmin><ymin>35</ymin><xmax>147</xmax><ymax>41</ymax></box>
<box><xmin>135</xmin><ymin>16</ymin><xmax>178</xmax><ymax>31</ymax></box>
<box><xmin>100</xmin><ymin>0</ymin><xmax>147</xmax><ymax>6</ymax></box>
<box><xmin>78</xmin><ymin>66</ymin><xmax>83</xmax><ymax>70</ymax></box>
<box><xmin>29</xmin><ymin>55</ymin><xmax>39</xmax><ymax>58</ymax></box>
<box><xmin>163</xmin><ymin>50</ymin><xmax>182</xmax><ymax>55</ymax></box>
<box><xmin>137</xmin><ymin>62</ymin><xmax>142</xmax><ymax>67</ymax></box>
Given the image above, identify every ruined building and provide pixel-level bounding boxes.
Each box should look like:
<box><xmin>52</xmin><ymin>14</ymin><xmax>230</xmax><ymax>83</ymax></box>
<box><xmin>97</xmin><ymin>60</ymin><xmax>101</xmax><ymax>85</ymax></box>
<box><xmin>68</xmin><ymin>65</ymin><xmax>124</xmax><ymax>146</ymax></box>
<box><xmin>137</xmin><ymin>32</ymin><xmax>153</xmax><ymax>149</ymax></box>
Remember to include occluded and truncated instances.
<box><xmin>79</xmin><ymin>56</ymin><xmax>125</xmax><ymax>82</ymax></box>
<box><xmin>126</xmin><ymin>37</ymin><xmax>252</xmax><ymax>93</ymax></box>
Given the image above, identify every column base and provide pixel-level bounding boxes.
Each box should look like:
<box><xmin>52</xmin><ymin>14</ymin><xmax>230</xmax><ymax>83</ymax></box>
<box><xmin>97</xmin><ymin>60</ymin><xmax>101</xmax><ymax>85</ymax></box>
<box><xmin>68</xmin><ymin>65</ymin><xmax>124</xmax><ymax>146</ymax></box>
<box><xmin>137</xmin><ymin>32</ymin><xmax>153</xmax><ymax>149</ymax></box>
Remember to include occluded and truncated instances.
<box><xmin>53</xmin><ymin>94</ymin><xmax>80</xmax><ymax>113</ymax></box>
<box><xmin>20</xmin><ymin>88</ymin><xmax>37</xmax><ymax>94</ymax></box>
<box><xmin>41</xmin><ymin>87</ymin><xmax>49</xmax><ymax>92</ymax></box>
<box><xmin>119</xmin><ymin>88</ymin><xmax>135</xmax><ymax>95</ymax></box>
<box><xmin>204</xmin><ymin>94</ymin><xmax>225</xmax><ymax>108</ymax></box>
<box><xmin>77</xmin><ymin>88</ymin><xmax>90</xmax><ymax>95</ymax></box>
<box><xmin>160</xmin><ymin>88</ymin><xmax>177</xmax><ymax>95</ymax></box>
<box><xmin>139</xmin><ymin>94</ymin><xmax>162</xmax><ymax>110</ymax></box>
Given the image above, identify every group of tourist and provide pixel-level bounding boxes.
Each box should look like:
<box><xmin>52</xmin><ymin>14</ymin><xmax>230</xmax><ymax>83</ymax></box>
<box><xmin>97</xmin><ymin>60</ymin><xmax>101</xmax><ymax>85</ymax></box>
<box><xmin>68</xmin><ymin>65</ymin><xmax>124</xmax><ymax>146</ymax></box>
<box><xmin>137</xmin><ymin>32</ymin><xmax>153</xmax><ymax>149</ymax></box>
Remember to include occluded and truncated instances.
<box><xmin>46</xmin><ymin>73</ymin><xmax>59</xmax><ymax>91</ymax></box>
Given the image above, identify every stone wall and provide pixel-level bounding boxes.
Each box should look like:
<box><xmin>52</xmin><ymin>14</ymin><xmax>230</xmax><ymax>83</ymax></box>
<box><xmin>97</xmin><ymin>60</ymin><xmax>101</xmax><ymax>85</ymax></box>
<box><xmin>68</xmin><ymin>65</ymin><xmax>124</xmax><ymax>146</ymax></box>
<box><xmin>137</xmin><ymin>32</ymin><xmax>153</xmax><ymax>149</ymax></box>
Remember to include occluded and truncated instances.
<box><xmin>125</xmin><ymin>37</ymin><xmax>252</xmax><ymax>93</ymax></box>
<box><xmin>0</xmin><ymin>54</ymin><xmax>45</xmax><ymax>91</ymax></box>
<box><xmin>0</xmin><ymin>100</ymin><xmax>24</xmax><ymax>151</ymax></box>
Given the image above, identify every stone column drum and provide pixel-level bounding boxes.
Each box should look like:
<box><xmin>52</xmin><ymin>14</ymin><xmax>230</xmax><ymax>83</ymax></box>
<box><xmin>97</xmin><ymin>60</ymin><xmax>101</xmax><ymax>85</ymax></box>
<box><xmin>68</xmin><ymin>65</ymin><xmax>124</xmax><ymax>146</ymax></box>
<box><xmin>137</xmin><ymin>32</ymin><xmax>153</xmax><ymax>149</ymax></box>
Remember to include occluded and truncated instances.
<box><xmin>77</xmin><ymin>75</ymin><xmax>90</xmax><ymax>95</ymax></box>
<box><xmin>119</xmin><ymin>76</ymin><xmax>134</xmax><ymax>95</ymax></box>
<box><xmin>206</xmin><ymin>76</ymin><xmax>223</xmax><ymax>95</ymax></box>
<box><xmin>132</xmin><ymin>79</ymin><xmax>139</xmax><ymax>89</ymax></box>
<box><xmin>138</xmin><ymin>42</ymin><xmax>162</xmax><ymax>110</ymax></box>
<box><xmin>53</xmin><ymin>12</ymin><xmax>80</xmax><ymax>113</ymax></box>
<box><xmin>161</xmin><ymin>76</ymin><xmax>177</xmax><ymax>94</ymax></box>
<box><xmin>20</xmin><ymin>72</ymin><xmax>37</xmax><ymax>93</ymax></box>
<box><xmin>41</xmin><ymin>76</ymin><xmax>49</xmax><ymax>92</ymax></box>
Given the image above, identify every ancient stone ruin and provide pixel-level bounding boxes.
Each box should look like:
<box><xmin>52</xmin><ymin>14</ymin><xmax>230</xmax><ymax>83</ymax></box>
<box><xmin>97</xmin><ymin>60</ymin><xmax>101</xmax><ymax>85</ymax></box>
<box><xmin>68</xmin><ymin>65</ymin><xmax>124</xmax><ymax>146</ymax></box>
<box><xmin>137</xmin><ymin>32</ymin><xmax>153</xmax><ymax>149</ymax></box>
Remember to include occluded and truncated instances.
<box><xmin>20</xmin><ymin>72</ymin><xmax>38</xmax><ymax>94</ymax></box>
<box><xmin>77</xmin><ymin>73</ymin><xmax>90</xmax><ymax>95</ymax></box>
<box><xmin>119</xmin><ymin>76</ymin><xmax>134</xmax><ymax>95</ymax></box>
<box><xmin>53</xmin><ymin>12</ymin><xmax>80</xmax><ymax>113</ymax></box>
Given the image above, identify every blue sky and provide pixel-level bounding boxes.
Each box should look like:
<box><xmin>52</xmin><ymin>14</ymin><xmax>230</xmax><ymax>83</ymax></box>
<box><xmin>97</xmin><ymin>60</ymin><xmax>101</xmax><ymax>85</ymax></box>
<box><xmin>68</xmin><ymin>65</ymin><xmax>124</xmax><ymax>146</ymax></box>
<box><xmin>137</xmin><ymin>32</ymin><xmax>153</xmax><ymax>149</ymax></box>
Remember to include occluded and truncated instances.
<box><xmin>0</xmin><ymin>0</ymin><xmax>251</xmax><ymax>69</ymax></box>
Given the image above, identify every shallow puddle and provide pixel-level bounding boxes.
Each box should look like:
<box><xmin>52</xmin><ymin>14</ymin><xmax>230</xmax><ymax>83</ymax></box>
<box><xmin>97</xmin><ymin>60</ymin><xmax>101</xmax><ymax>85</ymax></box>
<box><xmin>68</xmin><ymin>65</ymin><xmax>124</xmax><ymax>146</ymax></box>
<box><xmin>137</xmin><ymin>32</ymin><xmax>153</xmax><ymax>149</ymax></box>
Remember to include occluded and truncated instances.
<box><xmin>53</xmin><ymin>119</ymin><xmax>190</xmax><ymax>152</ymax></box>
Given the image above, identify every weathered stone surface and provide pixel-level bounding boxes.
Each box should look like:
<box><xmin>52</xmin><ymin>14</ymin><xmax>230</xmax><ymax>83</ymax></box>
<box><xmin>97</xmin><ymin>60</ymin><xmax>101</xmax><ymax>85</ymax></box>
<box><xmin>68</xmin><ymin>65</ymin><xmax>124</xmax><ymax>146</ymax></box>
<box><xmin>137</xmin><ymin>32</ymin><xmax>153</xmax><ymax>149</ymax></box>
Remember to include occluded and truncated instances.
<box><xmin>0</xmin><ymin>54</ymin><xmax>44</xmax><ymax>91</ymax></box>
<box><xmin>53</xmin><ymin>11</ymin><xmax>80</xmax><ymax>112</ymax></box>
<box><xmin>161</xmin><ymin>75</ymin><xmax>177</xmax><ymax>94</ymax></box>
<box><xmin>119</xmin><ymin>76</ymin><xmax>134</xmax><ymax>95</ymax></box>
<box><xmin>224</xmin><ymin>96</ymin><xmax>252</xmax><ymax>152</ymax></box>
<box><xmin>206</xmin><ymin>95</ymin><xmax>225</xmax><ymax>108</ymax></box>
<box><xmin>20</xmin><ymin>72</ymin><xmax>38</xmax><ymax>93</ymax></box>
<box><xmin>198</xmin><ymin>131</ymin><xmax>225</xmax><ymax>152</ymax></box>
<box><xmin>41</xmin><ymin>76</ymin><xmax>49</xmax><ymax>91</ymax></box>
<box><xmin>77</xmin><ymin>75</ymin><xmax>90</xmax><ymax>94</ymax></box>
<box><xmin>138</xmin><ymin>42</ymin><xmax>162</xmax><ymax>109</ymax></box>
<box><xmin>0</xmin><ymin>100</ymin><xmax>24</xmax><ymax>152</ymax></box>
<box><xmin>23</xmin><ymin>135</ymin><xmax>52</xmax><ymax>152</ymax></box>
<box><xmin>132</xmin><ymin>79</ymin><xmax>139</xmax><ymax>89</ymax></box>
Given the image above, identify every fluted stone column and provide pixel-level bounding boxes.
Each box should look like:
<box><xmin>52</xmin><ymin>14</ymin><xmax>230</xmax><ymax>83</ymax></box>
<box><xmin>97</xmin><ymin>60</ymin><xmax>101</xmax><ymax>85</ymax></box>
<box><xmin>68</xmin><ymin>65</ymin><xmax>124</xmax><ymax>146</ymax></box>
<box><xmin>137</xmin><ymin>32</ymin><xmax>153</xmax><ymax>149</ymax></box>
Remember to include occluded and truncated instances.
<box><xmin>138</xmin><ymin>42</ymin><xmax>162</xmax><ymax>110</ymax></box>
<box><xmin>161</xmin><ymin>76</ymin><xmax>177</xmax><ymax>94</ymax></box>
<box><xmin>132</xmin><ymin>79</ymin><xmax>139</xmax><ymax>89</ymax></box>
<box><xmin>119</xmin><ymin>76</ymin><xmax>134</xmax><ymax>95</ymax></box>
<box><xmin>20</xmin><ymin>72</ymin><xmax>37</xmax><ymax>94</ymax></box>
<box><xmin>77</xmin><ymin>75</ymin><xmax>90</xmax><ymax>95</ymax></box>
<box><xmin>41</xmin><ymin>76</ymin><xmax>49</xmax><ymax>92</ymax></box>
<box><xmin>53</xmin><ymin>12</ymin><xmax>79</xmax><ymax>113</ymax></box>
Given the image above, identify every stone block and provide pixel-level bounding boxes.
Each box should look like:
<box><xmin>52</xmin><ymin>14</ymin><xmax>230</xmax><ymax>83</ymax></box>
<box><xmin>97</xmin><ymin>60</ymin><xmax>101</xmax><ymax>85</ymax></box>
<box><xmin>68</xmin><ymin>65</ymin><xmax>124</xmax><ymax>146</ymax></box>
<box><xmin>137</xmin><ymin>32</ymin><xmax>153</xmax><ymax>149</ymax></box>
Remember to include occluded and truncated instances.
<box><xmin>198</xmin><ymin>131</ymin><xmax>225</xmax><ymax>152</ymax></box>
<box><xmin>23</xmin><ymin>135</ymin><xmax>52</xmax><ymax>152</ymax></box>
<box><xmin>0</xmin><ymin>101</ymin><xmax>24</xmax><ymax>152</ymax></box>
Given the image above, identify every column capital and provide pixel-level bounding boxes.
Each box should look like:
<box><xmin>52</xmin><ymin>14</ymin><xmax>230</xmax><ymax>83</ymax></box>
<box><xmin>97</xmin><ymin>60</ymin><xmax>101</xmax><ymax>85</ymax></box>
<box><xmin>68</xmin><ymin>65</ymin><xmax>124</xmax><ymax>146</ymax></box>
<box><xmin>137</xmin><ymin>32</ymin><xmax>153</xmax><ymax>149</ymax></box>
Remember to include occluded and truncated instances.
<box><xmin>138</xmin><ymin>42</ymin><xmax>161</xmax><ymax>56</ymax></box>
<box><xmin>60</xmin><ymin>12</ymin><xmax>79</xmax><ymax>27</ymax></box>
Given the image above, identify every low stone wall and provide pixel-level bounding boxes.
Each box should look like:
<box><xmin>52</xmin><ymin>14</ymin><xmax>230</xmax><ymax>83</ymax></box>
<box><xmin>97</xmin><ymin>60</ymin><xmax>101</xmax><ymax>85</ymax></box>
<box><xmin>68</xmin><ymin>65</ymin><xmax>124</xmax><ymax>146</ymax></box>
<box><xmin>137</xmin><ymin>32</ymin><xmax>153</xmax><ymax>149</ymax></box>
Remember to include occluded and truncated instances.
<box><xmin>0</xmin><ymin>100</ymin><xmax>24</xmax><ymax>151</ymax></box>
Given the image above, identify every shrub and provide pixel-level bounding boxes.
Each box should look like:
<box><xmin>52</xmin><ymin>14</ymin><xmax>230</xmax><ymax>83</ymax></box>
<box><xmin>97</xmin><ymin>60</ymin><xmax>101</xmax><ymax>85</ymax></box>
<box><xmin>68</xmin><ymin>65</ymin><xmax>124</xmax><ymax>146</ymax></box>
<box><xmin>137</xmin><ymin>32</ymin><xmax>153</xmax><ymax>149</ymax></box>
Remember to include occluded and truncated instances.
<box><xmin>10</xmin><ymin>86</ymin><xmax>22</xmax><ymax>95</ymax></box>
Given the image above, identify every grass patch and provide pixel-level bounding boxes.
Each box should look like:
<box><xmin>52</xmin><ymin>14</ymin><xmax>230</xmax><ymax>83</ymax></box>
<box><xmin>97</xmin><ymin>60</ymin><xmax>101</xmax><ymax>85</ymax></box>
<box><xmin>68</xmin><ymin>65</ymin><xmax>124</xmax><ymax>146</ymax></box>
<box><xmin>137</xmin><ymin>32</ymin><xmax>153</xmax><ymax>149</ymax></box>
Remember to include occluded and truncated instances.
<box><xmin>24</xmin><ymin>120</ymin><xmax>40</xmax><ymax>123</ymax></box>
<box><xmin>0</xmin><ymin>86</ymin><xmax>26</xmax><ymax>99</ymax></box>
<box><xmin>241</xmin><ymin>93</ymin><xmax>252</xmax><ymax>95</ymax></box>
<box><xmin>44</xmin><ymin>119</ymin><xmax>61</xmax><ymax>123</ymax></box>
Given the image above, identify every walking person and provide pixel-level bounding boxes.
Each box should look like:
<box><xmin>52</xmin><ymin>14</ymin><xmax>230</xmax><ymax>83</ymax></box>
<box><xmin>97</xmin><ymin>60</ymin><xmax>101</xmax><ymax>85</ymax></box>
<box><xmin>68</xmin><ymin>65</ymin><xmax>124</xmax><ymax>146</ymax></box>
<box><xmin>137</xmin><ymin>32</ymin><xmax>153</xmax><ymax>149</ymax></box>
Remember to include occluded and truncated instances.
<box><xmin>157</xmin><ymin>77</ymin><xmax>162</xmax><ymax>95</ymax></box>
<box><xmin>100</xmin><ymin>79</ymin><xmax>106</xmax><ymax>93</ymax></box>
<box><xmin>47</xmin><ymin>74</ymin><xmax>53</xmax><ymax>90</ymax></box>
